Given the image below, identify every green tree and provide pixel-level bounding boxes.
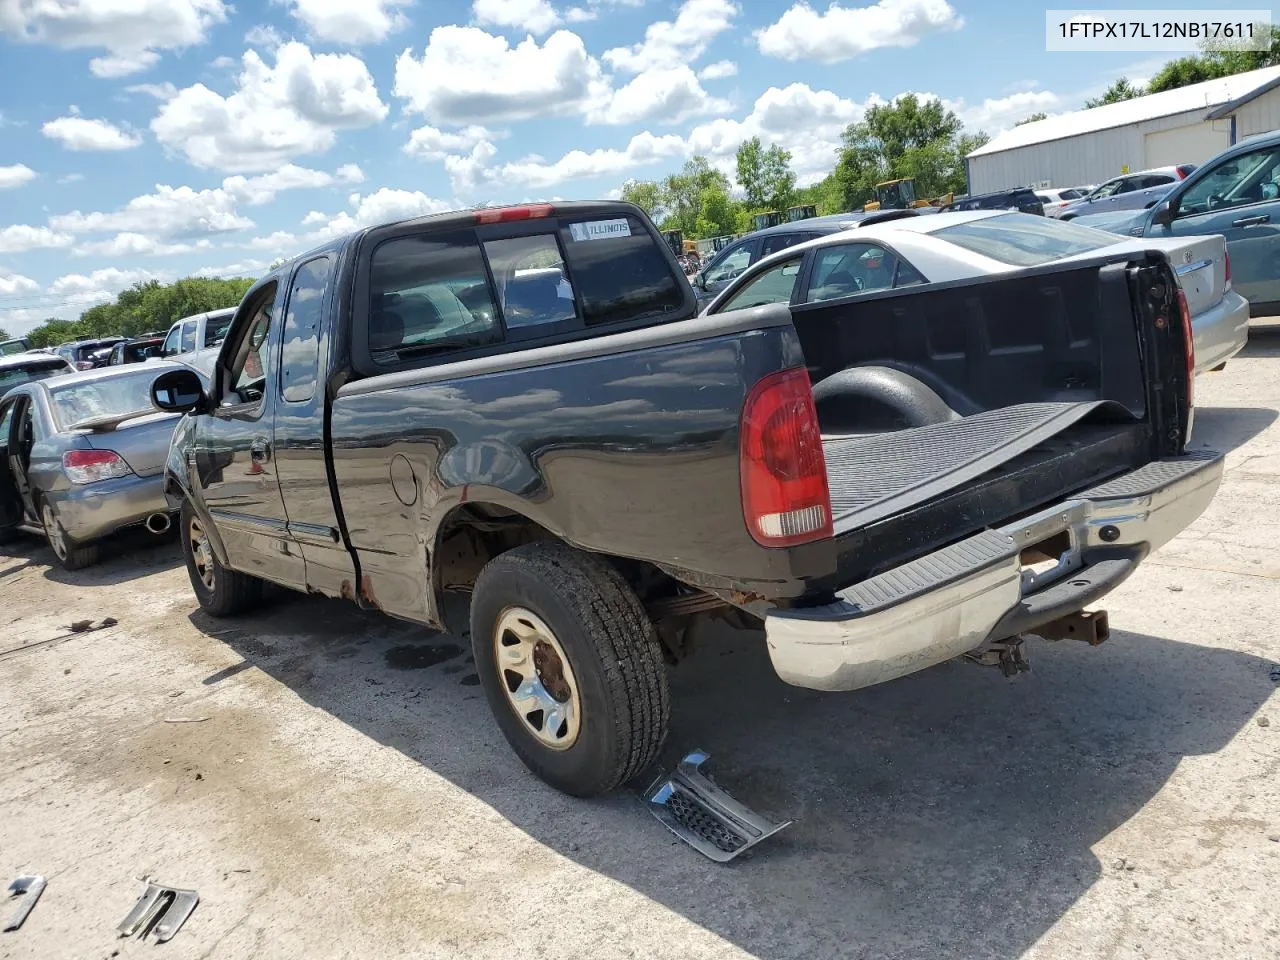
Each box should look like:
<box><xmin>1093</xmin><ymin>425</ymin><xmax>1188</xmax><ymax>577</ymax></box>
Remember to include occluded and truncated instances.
<box><xmin>0</xmin><ymin>327</ymin><xmax>10</xmax><ymax>341</ymax></box>
<box><xmin>620</xmin><ymin>178</ymin><xmax>665</xmax><ymax>221</ymax></box>
<box><xmin>1015</xmin><ymin>112</ymin><xmax>1048</xmax><ymax>126</ymax></box>
<box><xmin>833</xmin><ymin>94</ymin><xmax>976</xmax><ymax>210</ymax></box>
<box><xmin>692</xmin><ymin>184</ymin><xmax>741</xmax><ymax>238</ymax></box>
<box><xmin>661</xmin><ymin>156</ymin><xmax>731</xmax><ymax>236</ymax></box>
<box><xmin>1147</xmin><ymin>24</ymin><xmax>1280</xmax><ymax>92</ymax></box>
<box><xmin>21</xmin><ymin>276</ymin><xmax>256</xmax><ymax>348</ymax></box>
<box><xmin>1084</xmin><ymin>77</ymin><xmax>1145</xmax><ymax>108</ymax></box>
<box><xmin>735</xmin><ymin>137</ymin><xmax>766</xmax><ymax>208</ymax></box>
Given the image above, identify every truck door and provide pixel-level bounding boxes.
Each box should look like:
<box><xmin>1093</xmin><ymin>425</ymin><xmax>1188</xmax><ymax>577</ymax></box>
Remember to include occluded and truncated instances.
<box><xmin>193</xmin><ymin>278</ymin><xmax>306</xmax><ymax>589</ymax></box>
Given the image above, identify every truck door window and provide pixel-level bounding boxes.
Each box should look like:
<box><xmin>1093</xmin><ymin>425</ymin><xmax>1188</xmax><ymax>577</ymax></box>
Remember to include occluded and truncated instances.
<box><xmin>704</xmin><ymin>244</ymin><xmax>752</xmax><ymax>284</ymax></box>
<box><xmin>369</xmin><ymin>232</ymin><xmax>502</xmax><ymax>364</ymax></box>
<box><xmin>280</xmin><ymin>256</ymin><xmax>331</xmax><ymax>403</ymax></box>
<box><xmin>806</xmin><ymin>244</ymin><xmax>899</xmax><ymax>302</ymax></box>
<box><xmin>225</xmin><ymin>284</ymin><xmax>277</xmax><ymax>405</ymax></box>
<box><xmin>160</xmin><ymin>326</ymin><xmax>181</xmax><ymax>357</ymax></box>
<box><xmin>483</xmin><ymin>234</ymin><xmax>577</xmax><ymax>329</ymax></box>
<box><xmin>180</xmin><ymin>320</ymin><xmax>197</xmax><ymax>352</ymax></box>
<box><xmin>1177</xmin><ymin>145</ymin><xmax>1280</xmax><ymax>215</ymax></box>
<box><xmin>717</xmin><ymin>257</ymin><xmax>802</xmax><ymax>312</ymax></box>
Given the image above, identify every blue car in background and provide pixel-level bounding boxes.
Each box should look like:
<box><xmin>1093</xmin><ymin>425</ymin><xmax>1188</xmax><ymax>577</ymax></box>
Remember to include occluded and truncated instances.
<box><xmin>1074</xmin><ymin>132</ymin><xmax>1280</xmax><ymax>318</ymax></box>
<box><xmin>1055</xmin><ymin>165</ymin><xmax>1194</xmax><ymax>220</ymax></box>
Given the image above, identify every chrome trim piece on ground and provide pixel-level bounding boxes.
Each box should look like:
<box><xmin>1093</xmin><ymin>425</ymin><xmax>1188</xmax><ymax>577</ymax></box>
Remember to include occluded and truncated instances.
<box><xmin>644</xmin><ymin>750</ymin><xmax>792</xmax><ymax>862</ymax></box>
<box><xmin>4</xmin><ymin>875</ymin><xmax>46</xmax><ymax>932</ymax></box>
<box><xmin>117</xmin><ymin>881</ymin><xmax>199</xmax><ymax>943</ymax></box>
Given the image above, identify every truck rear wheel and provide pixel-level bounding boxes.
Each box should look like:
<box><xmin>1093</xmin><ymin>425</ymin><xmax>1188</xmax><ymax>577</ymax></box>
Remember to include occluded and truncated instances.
<box><xmin>470</xmin><ymin>542</ymin><xmax>669</xmax><ymax>797</ymax></box>
<box><xmin>181</xmin><ymin>500</ymin><xmax>262</xmax><ymax>617</ymax></box>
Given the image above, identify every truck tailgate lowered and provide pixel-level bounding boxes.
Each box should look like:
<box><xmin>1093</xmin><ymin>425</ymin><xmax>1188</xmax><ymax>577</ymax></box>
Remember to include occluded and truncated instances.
<box><xmin>765</xmin><ymin>451</ymin><xmax>1223</xmax><ymax>691</ymax></box>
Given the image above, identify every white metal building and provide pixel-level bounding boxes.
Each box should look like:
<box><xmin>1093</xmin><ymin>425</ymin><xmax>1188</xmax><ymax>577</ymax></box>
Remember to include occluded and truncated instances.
<box><xmin>966</xmin><ymin>66</ymin><xmax>1280</xmax><ymax>193</ymax></box>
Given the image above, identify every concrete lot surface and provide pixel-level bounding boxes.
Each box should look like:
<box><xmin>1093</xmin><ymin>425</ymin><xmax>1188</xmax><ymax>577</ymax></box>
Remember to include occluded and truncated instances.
<box><xmin>2</xmin><ymin>329</ymin><xmax>1278</xmax><ymax>960</ymax></box>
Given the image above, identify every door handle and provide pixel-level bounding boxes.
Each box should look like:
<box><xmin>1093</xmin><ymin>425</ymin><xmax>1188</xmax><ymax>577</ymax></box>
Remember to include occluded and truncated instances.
<box><xmin>249</xmin><ymin>438</ymin><xmax>271</xmax><ymax>464</ymax></box>
<box><xmin>1232</xmin><ymin>214</ymin><xmax>1270</xmax><ymax>227</ymax></box>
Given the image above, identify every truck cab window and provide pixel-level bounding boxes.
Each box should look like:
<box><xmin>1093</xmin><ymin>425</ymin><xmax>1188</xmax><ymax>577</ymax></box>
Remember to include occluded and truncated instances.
<box><xmin>225</xmin><ymin>287</ymin><xmax>276</xmax><ymax>405</ymax></box>
<box><xmin>161</xmin><ymin>326</ymin><xmax>181</xmax><ymax>357</ymax></box>
<box><xmin>483</xmin><ymin>234</ymin><xmax>577</xmax><ymax>329</ymax></box>
<box><xmin>180</xmin><ymin>320</ymin><xmax>197</xmax><ymax>352</ymax></box>
<box><xmin>281</xmin><ymin>257</ymin><xmax>331</xmax><ymax>402</ymax></box>
<box><xmin>369</xmin><ymin>233</ymin><xmax>503</xmax><ymax>364</ymax></box>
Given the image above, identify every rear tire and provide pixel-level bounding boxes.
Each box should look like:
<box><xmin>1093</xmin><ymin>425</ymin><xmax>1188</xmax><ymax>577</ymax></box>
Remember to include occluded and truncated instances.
<box><xmin>470</xmin><ymin>542</ymin><xmax>669</xmax><ymax>798</ymax></box>
<box><xmin>181</xmin><ymin>499</ymin><xmax>262</xmax><ymax>617</ymax></box>
<box><xmin>41</xmin><ymin>500</ymin><xmax>100</xmax><ymax>570</ymax></box>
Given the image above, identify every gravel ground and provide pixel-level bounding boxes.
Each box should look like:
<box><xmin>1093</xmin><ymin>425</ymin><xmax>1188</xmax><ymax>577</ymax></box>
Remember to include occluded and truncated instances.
<box><xmin>2</xmin><ymin>327</ymin><xmax>1278</xmax><ymax>960</ymax></box>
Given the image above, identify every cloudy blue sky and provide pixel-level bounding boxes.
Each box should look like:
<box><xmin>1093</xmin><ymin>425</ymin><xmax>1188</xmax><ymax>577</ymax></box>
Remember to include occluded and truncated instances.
<box><xmin>0</xmin><ymin>0</ymin><xmax>1171</xmax><ymax>335</ymax></box>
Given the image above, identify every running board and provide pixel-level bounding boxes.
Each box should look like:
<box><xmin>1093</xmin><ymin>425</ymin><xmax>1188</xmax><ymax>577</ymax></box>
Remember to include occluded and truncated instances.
<box><xmin>643</xmin><ymin>750</ymin><xmax>791</xmax><ymax>862</ymax></box>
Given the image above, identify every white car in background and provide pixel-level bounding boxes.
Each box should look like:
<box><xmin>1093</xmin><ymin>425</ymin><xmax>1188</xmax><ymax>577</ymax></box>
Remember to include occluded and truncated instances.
<box><xmin>703</xmin><ymin>210</ymin><xmax>1248</xmax><ymax>376</ymax></box>
<box><xmin>158</xmin><ymin>307</ymin><xmax>236</xmax><ymax>376</ymax></box>
<box><xmin>1035</xmin><ymin>186</ymin><xmax>1092</xmax><ymax>218</ymax></box>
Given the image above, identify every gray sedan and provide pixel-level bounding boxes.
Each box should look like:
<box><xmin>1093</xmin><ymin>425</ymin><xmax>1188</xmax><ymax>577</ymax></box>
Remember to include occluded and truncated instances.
<box><xmin>0</xmin><ymin>362</ymin><xmax>196</xmax><ymax>569</ymax></box>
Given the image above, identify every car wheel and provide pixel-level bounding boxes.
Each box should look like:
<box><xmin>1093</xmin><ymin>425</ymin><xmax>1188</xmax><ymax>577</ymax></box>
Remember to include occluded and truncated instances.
<box><xmin>40</xmin><ymin>499</ymin><xmax>99</xmax><ymax>570</ymax></box>
<box><xmin>181</xmin><ymin>499</ymin><xmax>262</xmax><ymax>617</ymax></box>
<box><xmin>470</xmin><ymin>542</ymin><xmax>669</xmax><ymax>798</ymax></box>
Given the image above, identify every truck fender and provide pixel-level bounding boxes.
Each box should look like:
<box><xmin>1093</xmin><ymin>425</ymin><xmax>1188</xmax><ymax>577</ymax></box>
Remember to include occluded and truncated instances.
<box><xmin>163</xmin><ymin>425</ymin><xmax>231</xmax><ymax>567</ymax></box>
<box><xmin>811</xmin><ymin>365</ymin><xmax>959</xmax><ymax>434</ymax></box>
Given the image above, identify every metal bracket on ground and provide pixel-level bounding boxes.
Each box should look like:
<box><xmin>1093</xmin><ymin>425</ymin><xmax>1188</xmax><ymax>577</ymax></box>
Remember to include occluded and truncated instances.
<box><xmin>4</xmin><ymin>875</ymin><xmax>46</xmax><ymax>932</ymax></box>
<box><xmin>643</xmin><ymin>749</ymin><xmax>791</xmax><ymax>862</ymax></box>
<box><xmin>117</xmin><ymin>881</ymin><xmax>199</xmax><ymax>943</ymax></box>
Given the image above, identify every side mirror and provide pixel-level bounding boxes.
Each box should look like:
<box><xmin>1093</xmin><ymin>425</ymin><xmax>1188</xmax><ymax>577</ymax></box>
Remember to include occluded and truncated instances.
<box><xmin>151</xmin><ymin>368</ymin><xmax>208</xmax><ymax>413</ymax></box>
<box><xmin>1150</xmin><ymin>200</ymin><xmax>1175</xmax><ymax>227</ymax></box>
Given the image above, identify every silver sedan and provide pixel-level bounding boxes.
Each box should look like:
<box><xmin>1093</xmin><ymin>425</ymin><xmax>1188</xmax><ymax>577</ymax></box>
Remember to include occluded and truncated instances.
<box><xmin>0</xmin><ymin>361</ymin><xmax>197</xmax><ymax>569</ymax></box>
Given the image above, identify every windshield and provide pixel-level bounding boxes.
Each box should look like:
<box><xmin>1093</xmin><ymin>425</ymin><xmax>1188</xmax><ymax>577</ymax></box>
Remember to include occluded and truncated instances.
<box><xmin>932</xmin><ymin>213</ymin><xmax>1118</xmax><ymax>266</ymax></box>
<box><xmin>49</xmin><ymin>370</ymin><xmax>160</xmax><ymax>429</ymax></box>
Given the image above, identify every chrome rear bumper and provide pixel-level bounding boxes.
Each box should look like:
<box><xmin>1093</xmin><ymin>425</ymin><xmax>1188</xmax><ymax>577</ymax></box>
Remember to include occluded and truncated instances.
<box><xmin>764</xmin><ymin>452</ymin><xmax>1224</xmax><ymax>691</ymax></box>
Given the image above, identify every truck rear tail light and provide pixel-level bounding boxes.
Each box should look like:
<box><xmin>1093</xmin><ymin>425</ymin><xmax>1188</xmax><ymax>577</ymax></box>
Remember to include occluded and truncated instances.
<box><xmin>739</xmin><ymin>367</ymin><xmax>833</xmax><ymax>547</ymax></box>
<box><xmin>1177</xmin><ymin>289</ymin><xmax>1194</xmax><ymax>410</ymax></box>
<box><xmin>473</xmin><ymin>203</ymin><xmax>554</xmax><ymax>224</ymax></box>
<box><xmin>63</xmin><ymin>449</ymin><xmax>133</xmax><ymax>484</ymax></box>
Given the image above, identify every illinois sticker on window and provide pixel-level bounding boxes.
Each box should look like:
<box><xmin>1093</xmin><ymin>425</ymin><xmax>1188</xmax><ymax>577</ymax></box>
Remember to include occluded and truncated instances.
<box><xmin>569</xmin><ymin>219</ymin><xmax>631</xmax><ymax>242</ymax></box>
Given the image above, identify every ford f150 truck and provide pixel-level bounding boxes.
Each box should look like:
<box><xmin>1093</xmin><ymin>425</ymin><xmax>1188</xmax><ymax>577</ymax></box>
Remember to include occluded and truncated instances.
<box><xmin>151</xmin><ymin>200</ymin><xmax>1223</xmax><ymax>798</ymax></box>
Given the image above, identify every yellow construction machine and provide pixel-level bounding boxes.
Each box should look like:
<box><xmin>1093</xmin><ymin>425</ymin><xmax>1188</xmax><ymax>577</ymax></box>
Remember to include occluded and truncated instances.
<box><xmin>863</xmin><ymin>179</ymin><xmax>953</xmax><ymax>212</ymax></box>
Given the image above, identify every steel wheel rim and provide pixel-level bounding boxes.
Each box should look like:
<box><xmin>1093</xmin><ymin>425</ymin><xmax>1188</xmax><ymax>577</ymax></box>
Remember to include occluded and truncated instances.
<box><xmin>42</xmin><ymin>503</ymin><xmax>67</xmax><ymax>560</ymax></box>
<box><xmin>493</xmin><ymin>606</ymin><xmax>582</xmax><ymax>751</ymax></box>
<box><xmin>188</xmin><ymin>516</ymin><xmax>215</xmax><ymax>591</ymax></box>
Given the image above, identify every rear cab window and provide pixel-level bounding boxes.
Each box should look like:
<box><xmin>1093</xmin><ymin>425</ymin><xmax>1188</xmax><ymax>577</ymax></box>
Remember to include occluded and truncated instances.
<box><xmin>357</xmin><ymin>206</ymin><xmax>691</xmax><ymax>373</ymax></box>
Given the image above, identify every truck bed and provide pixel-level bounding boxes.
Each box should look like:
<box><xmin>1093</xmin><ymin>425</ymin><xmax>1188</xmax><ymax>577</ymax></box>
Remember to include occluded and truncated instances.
<box><xmin>822</xmin><ymin>400</ymin><xmax>1130</xmax><ymax>532</ymax></box>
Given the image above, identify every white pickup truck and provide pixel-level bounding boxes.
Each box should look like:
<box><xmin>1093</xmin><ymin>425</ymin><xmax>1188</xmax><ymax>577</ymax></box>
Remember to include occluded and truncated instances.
<box><xmin>158</xmin><ymin>307</ymin><xmax>236</xmax><ymax>376</ymax></box>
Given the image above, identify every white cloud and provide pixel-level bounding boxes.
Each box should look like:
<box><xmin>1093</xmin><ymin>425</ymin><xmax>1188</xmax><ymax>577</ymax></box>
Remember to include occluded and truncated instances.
<box><xmin>47</xmin><ymin>267</ymin><xmax>163</xmax><ymax>310</ymax></box>
<box><xmin>0</xmin><ymin>163</ymin><xmax>37</xmax><ymax>189</ymax></box>
<box><xmin>89</xmin><ymin>50</ymin><xmax>161</xmax><ymax>77</ymax></box>
<box><xmin>686</xmin><ymin>82</ymin><xmax>869</xmax><ymax>183</ymax></box>
<box><xmin>126</xmin><ymin>81</ymin><xmax>179</xmax><ymax>100</ymax></box>
<box><xmin>756</xmin><ymin>0</ymin><xmax>963</xmax><ymax>63</ymax></box>
<box><xmin>57</xmin><ymin>173</ymin><xmax>85</xmax><ymax>184</ymax></box>
<box><xmin>221</xmin><ymin>162</ymin><xmax>365</xmax><ymax>205</ymax></box>
<box><xmin>243</xmin><ymin>230</ymin><xmax>300</xmax><ymax>251</ymax></box>
<box><xmin>0</xmin><ymin>269</ymin><xmax>39</xmax><ymax>296</ymax></box>
<box><xmin>48</xmin><ymin>163</ymin><xmax>362</xmax><ymax>242</ymax></box>
<box><xmin>394</xmin><ymin>26</ymin><xmax>608</xmax><ymax>125</ymax></box>
<box><xmin>0</xmin><ymin>225</ymin><xmax>75</xmax><ymax>253</ymax></box>
<box><xmin>473</xmin><ymin>0</ymin><xmax>561</xmax><ymax>34</ymax></box>
<box><xmin>286</xmin><ymin>0</ymin><xmax>411</xmax><ymax>45</ymax></box>
<box><xmin>698</xmin><ymin>59</ymin><xmax>737</xmax><ymax>80</ymax></box>
<box><xmin>303</xmin><ymin>187</ymin><xmax>455</xmax><ymax>242</ymax></box>
<box><xmin>210</xmin><ymin>54</ymin><xmax>235</xmax><ymax>68</ymax></box>
<box><xmin>152</xmin><ymin>41</ymin><xmax>388</xmax><ymax>172</ymax></box>
<box><xmin>41</xmin><ymin>115</ymin><xmax>143</xmax><ymax>151</ymax></box>
<box><xmin>193</xmin><ymin>258</ymin><xmax>271</xmax><ymax>279</ymax></box>
<box><xmin>603</xmin><ymin>0</ymin><xmax>738</xmax><ymax>74</ymax></box>
<box><xmin>590</xmin><ymin>66</ymin><xmax>730</xmax><ymax>125</ymax></box>
<box><xmin>244</xmin><ymin>24</ymin><xmax>283</xmax><ymax>48</ymax></box>
<box><xmin>565</xmin><ymin>7</ymin><xmax>595</xmax><ymax>22</ymax></box>
<box><xmin>74</xmin><ymin>233</ymin><xmax>212</xmax><ymax>257</ymax></box>
<box><xmin>496</xmin><ymin>131</ymin><xmax>686</xmax><ymax>189</ymax></box>
<box><xmin>404</xmin><ymin>124</ymin><xmax>497</xmax><ymax>161</ymax></box>
<box><xmin>0</xmin><ymin>0</ymin><xmax>228</xmax><ymax>74</ymax></box>
<box><xmin>444</xmin><ymin>140</ymin><xmax>500</xmax><ymax>191</ymax></box>
<box><xmin>51</xmin><ymin>185</ymin><xmax>255</xmax><ymax>238</ymax></box>
<box><xmin>947</xmin><ymin>89</ymin><xmax>1061</xmax><ymax>132</ymax></box>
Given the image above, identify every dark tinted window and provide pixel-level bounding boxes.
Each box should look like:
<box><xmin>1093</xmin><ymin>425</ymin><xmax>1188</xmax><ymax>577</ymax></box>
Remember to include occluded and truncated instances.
<box><xmin>761</xmin><ymin>233</ymin><xmax>800</xmax><ymax>256</ymax></box>
<box><xmin>280</xmin><ymin>256</ymin><xmax>331</xmax><ymax>403</ymax></box>
<box><xmin>205</xmin><ymin>312</ymin><xmax>234</xmax><ymax>348</ymax></box>
<box><xmin>180</xmin><ymin>321</ymin><xmax>197</xmax><ymax>352</ymax></box>
<box><xmin>0</xmin><ymin>359</ymin><xmax>69</xmax><ymax>397</ymax></box>
<box><xmin>560</xmin><ymin>214</ymin><xmax>684</xmax><ymax>326</ymax></box>
<box><xmin>368</xmin><ymin>232</ymin><xmax>502</xmax><ymax>364</ymax></box>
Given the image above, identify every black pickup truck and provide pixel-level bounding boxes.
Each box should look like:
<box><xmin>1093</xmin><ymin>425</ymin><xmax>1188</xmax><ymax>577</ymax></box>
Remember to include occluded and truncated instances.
<box><xmin>152</xmin><ymin>200</ymin><xmax>1223</xmax><ymax>797</ymax></box>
